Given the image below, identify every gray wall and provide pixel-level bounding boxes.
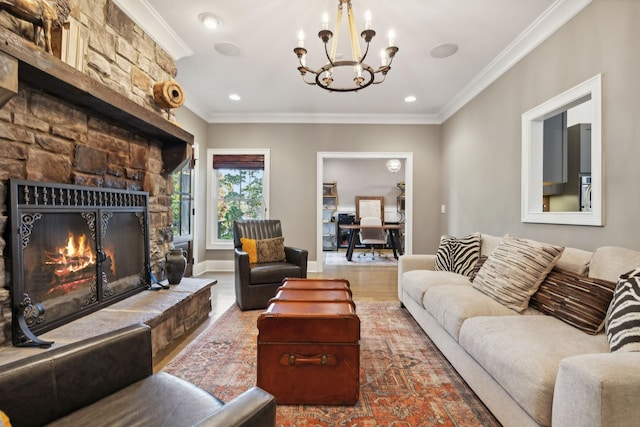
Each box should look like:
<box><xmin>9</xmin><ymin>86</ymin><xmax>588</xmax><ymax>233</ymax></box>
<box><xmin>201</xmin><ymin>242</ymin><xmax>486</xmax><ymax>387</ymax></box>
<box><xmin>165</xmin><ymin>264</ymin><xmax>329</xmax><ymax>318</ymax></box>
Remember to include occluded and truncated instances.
<box><xmin>441</xmin><ymin>0</ymin><xmax>640</xmax><ymax>251</ymax></box>
<box><xmin>200</xmin><ymin>124</ymin><xmax>442</xmax><ymax>263</ymax></box>
<box><xmin>177</xmin><ymin>0</ymin><xmax>640</xmax><ymax>267</ymax></box>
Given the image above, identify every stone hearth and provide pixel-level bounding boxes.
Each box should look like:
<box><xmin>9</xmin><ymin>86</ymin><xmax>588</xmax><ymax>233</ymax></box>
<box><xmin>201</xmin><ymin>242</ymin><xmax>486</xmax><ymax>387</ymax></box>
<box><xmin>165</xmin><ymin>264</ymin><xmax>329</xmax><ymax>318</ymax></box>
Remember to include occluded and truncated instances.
<box><xmin>0</xmin><ymin>278</ymin><xmax>215</xmax><ymax>366</ymax></box>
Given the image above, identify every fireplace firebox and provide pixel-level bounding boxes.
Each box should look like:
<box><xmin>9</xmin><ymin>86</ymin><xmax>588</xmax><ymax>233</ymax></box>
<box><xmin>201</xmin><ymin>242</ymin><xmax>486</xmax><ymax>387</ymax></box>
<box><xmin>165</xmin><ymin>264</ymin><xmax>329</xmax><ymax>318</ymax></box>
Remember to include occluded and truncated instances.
<box><xmin>8</xmin><ymin>180</ymin><xmax>151</xmax><ymax>347</ymax></box>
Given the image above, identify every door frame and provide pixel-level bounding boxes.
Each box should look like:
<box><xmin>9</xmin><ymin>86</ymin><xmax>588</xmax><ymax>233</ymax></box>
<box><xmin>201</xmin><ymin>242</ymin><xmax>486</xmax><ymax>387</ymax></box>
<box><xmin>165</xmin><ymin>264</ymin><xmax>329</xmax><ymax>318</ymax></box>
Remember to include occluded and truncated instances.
<box><xmin>316</xmin><ymin>151</ymin><xmax>413</xmax><ymax>272</ymax></box>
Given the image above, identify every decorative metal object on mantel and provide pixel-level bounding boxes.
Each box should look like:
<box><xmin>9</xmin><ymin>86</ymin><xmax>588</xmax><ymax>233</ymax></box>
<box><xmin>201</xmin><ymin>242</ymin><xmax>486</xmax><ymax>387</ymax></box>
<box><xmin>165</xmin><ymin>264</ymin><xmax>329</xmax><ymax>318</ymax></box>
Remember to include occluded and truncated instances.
<box><xmin>0</xmin><ymin>0</ymin><xmax>71</xmax><ymax>54</ymax></box>
<box><xmin>293</xmin><ymin>0</ymin><xmax>399</xmax><ymax>92</ymax></box>
<box><xmin>153</xmin><ymin>79</ymin><xmax>186</xmax><ymax>122</ymax></box>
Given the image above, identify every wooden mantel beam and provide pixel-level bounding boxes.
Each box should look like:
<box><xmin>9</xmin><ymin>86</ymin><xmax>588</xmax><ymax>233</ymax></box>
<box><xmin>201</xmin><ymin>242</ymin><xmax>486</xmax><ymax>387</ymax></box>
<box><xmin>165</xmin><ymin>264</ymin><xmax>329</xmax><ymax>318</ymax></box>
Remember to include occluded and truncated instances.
<box><xmin>0</xmin><ymin>27</ymin><xmax>193</xmax><ymax>174</ymax></box>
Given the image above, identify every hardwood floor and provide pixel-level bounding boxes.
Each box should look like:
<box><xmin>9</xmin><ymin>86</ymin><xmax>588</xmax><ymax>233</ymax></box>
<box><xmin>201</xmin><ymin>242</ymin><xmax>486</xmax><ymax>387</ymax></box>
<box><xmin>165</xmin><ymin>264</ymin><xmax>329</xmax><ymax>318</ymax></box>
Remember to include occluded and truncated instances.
<box><xmin>153</xmin><ymin>262</ymin><xmax>399</xmax><ymax>371</ymax></box>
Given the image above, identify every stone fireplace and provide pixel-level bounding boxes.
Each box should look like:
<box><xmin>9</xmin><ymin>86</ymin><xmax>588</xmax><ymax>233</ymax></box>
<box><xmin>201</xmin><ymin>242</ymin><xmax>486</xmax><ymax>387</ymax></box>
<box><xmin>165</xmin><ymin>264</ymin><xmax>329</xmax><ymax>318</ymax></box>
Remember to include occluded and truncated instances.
<box><xmin>0</xmin><ymin>1</ymin><xmax>194</xmax><ymax>347</ymax></box>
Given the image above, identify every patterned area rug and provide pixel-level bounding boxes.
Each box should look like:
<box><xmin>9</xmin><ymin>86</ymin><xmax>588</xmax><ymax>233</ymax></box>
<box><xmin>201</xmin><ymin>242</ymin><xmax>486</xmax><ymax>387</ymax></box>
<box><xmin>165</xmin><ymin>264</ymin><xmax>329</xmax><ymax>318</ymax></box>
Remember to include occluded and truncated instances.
<box><xmin>324</xmin><ymin>251</ymin><xmax>398</xmax><ymax>266</ymax></box>
<box><xmin>163</xmin><ymin>302</ymin><xmax>500</xmax><ymax>427</ymax></box>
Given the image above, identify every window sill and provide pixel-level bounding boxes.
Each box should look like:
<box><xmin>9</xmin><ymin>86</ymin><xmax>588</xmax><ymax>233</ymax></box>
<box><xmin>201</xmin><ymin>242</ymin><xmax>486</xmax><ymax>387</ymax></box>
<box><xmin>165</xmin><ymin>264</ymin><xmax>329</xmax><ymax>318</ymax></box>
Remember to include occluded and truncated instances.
<box><xmin>207</xmin><ymin>241</ymin><xmax>234</xmax><ymax>250</ymax></box>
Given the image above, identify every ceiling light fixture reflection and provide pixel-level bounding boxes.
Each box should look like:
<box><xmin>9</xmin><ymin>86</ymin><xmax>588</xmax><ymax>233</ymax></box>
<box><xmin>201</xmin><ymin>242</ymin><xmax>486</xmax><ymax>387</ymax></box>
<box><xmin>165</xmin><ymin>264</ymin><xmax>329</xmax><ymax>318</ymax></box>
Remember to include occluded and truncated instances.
<box><xmin>293</xmin><ymin>0</ymin><xmax>399</xmax><ymax>92</ymax></box>
<box><xmin>404</xmin><ymin>95</ymin><xmax>417</xmax><ymax>103</ymax></box>
<box><xmin>229</xmin><ymin>94</ymin><xmax>241</xmax><ymax>101</ymax></box>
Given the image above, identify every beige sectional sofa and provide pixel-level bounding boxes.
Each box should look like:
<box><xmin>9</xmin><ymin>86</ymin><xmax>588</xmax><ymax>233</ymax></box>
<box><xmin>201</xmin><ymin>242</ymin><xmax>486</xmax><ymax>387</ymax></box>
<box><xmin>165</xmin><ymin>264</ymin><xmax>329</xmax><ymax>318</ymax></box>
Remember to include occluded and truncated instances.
<box><xmin>398</xmin><ymin>234</ymin><xmax>640</xmax><ymax>427</ymax></box>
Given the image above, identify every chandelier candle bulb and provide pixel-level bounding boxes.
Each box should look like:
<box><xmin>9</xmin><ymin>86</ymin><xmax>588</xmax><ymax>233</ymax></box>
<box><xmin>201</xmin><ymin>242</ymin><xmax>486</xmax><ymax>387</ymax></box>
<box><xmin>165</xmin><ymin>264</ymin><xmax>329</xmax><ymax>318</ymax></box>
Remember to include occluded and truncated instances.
<box><xmin>388</xmin><ymin>30</ymin><xmax>396</xmax><ymax>47</ymax></box>
<box><xmin>380</xmin><ymin>49</ymin><xmax>387</xmax><ymax>66</ymax></box>
<box><xmin>297</xmin><ymin>30</ymin><xmax>305</xmax><ymax>48</ymax></box>
<box><xmin>322</xmin><ymin>12</ymin><xmax>329</xmax><ymax>30</ymax></box>
<box><xmin>365</xmin><ymin>10</ymin><xmax>372</xmax><ymax>30</ymax></box>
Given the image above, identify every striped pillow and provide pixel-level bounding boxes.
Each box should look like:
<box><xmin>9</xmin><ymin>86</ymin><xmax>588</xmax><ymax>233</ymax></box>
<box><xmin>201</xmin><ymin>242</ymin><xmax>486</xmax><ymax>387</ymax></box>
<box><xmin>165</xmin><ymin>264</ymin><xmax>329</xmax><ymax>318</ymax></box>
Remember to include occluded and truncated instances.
<box><xmin>605</xmin><ymin>267</ymin><xmax>640</xmax><ymax>352</ymax></box>
<box><xmin>469</xmin><ymin>256</ymin><xmax>488</xmax><ymax>282</ymax></box>
<box><xmin>472</xmin><ymin>236</ymin><xmax>564</xmax><ymax>312</ymax></box>
<box><xmin>435</xmin><ymin>233</ymin><xmax>481</xmax><ymax>277</ymax></box>
<box><xmin>530</xmin><ymin>268</ymin><xmax>616</xmax><ymax>334</ymax></box>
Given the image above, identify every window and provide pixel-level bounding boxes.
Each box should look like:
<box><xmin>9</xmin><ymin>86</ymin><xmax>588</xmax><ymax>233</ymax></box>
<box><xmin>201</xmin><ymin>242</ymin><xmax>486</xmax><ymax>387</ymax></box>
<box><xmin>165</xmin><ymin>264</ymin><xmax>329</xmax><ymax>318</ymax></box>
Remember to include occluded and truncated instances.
<box><xmin>206</xmin><ymin>149</ymin><xmax>270</xmax><ymax>249</ymax></box>
<box><xmin>171</xmin><ymin>159</ymin><xmax>193</xmax><ymax>242</ymax></box>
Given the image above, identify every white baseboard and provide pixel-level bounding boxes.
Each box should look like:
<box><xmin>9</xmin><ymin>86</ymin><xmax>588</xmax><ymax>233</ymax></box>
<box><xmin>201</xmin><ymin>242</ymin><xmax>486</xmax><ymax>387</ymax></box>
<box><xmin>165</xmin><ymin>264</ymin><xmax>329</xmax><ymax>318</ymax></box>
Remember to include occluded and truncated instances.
<box><xmin>192</xmin><ymin>259</ymin><xmax>323</xmax><ymax>274</ymax></box>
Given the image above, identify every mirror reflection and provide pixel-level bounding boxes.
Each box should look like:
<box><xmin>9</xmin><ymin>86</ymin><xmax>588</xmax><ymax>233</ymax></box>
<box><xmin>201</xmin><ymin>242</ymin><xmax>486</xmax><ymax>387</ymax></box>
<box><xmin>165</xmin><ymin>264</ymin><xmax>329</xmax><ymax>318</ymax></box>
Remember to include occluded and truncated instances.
<box><xmin>521</xmin><ymin>73</ymin><xmax>602</xmax><ymax>226</ymax></box>
<box><xmin>542</xmin><ymin>98</ymin><xmax>592</xmax><ymax>212</ymax></box>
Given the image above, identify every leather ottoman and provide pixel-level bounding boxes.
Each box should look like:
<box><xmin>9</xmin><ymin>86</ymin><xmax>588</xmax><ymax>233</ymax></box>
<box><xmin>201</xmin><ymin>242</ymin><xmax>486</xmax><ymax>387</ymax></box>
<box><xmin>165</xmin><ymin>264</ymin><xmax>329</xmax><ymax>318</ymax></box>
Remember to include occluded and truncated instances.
<box><xmin>256</xmin><ymin>280</ymin><xmax>360</xmax><ymax>405</ymax></box>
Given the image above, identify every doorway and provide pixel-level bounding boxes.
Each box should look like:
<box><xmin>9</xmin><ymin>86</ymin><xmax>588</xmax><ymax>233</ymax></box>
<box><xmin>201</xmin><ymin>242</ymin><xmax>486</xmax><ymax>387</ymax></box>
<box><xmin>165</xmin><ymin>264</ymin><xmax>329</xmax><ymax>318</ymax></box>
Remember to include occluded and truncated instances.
<box><xmin>316</xmin><ymin>152</ymin><xmax>413</xmax><ymax>272</ymax></box>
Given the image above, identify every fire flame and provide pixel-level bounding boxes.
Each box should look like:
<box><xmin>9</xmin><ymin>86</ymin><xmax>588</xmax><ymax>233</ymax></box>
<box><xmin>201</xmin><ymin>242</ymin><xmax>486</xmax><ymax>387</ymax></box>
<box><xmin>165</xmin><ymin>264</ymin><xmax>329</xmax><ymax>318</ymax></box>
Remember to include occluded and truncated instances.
<box><xmin>45</xmin><ymin>232</ymin><xmax>95</xmax><ymax>277</ymax></box>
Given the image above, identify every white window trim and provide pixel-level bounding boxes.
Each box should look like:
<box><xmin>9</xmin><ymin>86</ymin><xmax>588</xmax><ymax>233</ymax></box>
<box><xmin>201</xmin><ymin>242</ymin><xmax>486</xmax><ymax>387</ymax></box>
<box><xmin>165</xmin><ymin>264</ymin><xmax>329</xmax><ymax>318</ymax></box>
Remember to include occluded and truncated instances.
<box><xmin>206</xmin><ymin>148</ymin><xmax>270</xmax><ymax>250</ymax></box>
<box><xmin>521</xmin><ymin>74</ymin><xmax>602</xmax><ymax>226</ymax></box>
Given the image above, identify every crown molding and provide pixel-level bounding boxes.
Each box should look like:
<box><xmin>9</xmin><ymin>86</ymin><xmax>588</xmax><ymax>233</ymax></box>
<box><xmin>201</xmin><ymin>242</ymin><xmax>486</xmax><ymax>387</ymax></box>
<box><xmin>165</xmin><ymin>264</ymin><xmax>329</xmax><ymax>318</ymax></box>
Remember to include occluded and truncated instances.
<box><xmin>113</xmin><ymin>0</ymin><xmax>193</xmax><ymax>60</ymax></box>
<box><xmin>206</xmin><ymin>112</ymin><xmax>441</xmax><ymax>125</ymax></box>
<box><xmin>182</xmin><ymin>90</ymin><xmax>211</xmax><ymax>122</ymax></box>
<box><xmin>117</xmin><ymin>0</ymin><xmax>591</xmax><ymax>125</ymax></box>
<box><xmin>438</xmin><ymin>0</ymin><xmax>592</xmax><ymax>123</ymax></box>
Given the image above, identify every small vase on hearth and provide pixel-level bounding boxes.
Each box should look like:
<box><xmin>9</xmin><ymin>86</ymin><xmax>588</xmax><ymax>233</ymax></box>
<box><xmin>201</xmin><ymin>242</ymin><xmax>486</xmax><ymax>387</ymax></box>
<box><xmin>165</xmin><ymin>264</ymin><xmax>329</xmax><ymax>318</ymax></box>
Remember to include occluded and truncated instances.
<box><xmin>165</xmin><ymin>248</ymin><xmax>187</xmax><ymax>285</ymax></box>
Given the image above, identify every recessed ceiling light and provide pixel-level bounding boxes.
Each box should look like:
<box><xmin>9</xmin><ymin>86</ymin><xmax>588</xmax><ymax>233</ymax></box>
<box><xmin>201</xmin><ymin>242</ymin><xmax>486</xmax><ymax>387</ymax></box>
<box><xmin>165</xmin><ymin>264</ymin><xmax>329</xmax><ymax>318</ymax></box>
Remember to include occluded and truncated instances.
<box><xmin>229</xmin><ymin>94</ymin><xmax>241</xmax><ymax>101</ymax></box>
<box><xmin>430</xmin><ymin>43</ymin><xmax>459</xmax><ymax>59</ymax></box>
<box><xmin>198</xmin><ymin>13</ymin><xmax>223</xmax><ymax>30</ymax></box>
<box><xmin>404</xmin><ymin>95</ymin><xmax>417</xmax><ymax>103</ymax></box>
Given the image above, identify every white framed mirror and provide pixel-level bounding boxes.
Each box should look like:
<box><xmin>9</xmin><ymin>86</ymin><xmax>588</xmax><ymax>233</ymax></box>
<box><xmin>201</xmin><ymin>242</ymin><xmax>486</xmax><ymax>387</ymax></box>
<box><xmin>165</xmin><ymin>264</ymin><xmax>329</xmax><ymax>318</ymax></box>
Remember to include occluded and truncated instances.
<box><xmin>521</xmin><ymin>74</ymin><xmax>602</xmax><ymax>226</ymax></box>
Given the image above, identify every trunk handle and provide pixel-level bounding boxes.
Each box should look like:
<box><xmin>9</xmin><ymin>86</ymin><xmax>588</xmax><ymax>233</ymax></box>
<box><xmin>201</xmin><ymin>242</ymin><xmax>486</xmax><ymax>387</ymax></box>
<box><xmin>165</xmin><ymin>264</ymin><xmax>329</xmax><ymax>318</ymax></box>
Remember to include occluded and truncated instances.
<box><xmin>280</xmin><ymin>353</ymin><xmax>338</xmax><ymax>366</ymax></box>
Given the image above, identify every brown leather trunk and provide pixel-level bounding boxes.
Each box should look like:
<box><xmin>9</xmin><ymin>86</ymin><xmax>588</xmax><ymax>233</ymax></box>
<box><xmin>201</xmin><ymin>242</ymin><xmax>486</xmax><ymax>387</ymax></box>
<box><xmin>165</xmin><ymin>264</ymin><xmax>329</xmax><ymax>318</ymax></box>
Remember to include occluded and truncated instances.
<box><xmin>277</xmin><ymin>278</ymin><xmax>352</xmax><ymax>294</ymax></box>
<box><xmin>271</xmin><ymin>288</ymin><xmax>354</xmax><ymax>305</ymax></box>
<box><xmin>256</xmin><ymin>290</ymin><xmax>360</xmax><ymax>405</ymax></box>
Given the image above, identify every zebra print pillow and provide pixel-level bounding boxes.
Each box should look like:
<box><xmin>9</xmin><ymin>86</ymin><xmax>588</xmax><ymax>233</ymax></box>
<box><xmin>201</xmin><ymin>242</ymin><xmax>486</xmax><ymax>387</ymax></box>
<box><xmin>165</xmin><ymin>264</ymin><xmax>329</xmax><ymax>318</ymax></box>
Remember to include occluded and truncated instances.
<box><xmin>435</xmin><ymin>233</ymin><xmax>481</xmax><ymax>277</ymax></box>
<box><xmin>605</xmin><ymin>267</ymin><xmax>640</xmax><ymax>352</ymax></box>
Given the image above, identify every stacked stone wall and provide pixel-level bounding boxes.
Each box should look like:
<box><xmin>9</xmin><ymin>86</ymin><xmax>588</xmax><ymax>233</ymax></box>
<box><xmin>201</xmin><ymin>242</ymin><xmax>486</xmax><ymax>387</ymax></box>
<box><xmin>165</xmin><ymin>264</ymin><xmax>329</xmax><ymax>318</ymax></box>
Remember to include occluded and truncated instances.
<box><xmin>0</xmin><ymin>0</ymin><xmax>180</xmax><ymax>346</ymax></box>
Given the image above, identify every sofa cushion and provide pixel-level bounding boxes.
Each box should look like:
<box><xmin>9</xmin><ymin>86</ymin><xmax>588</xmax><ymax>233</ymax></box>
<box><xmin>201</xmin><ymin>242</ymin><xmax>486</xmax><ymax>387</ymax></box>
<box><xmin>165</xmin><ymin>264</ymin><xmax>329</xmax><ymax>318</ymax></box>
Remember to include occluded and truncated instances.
<box><xmin>530</xmin><ymin>268</ymin><xmax>616</xmax><ymax>334</ymax></box>
<box><xmin>472</xmin><ymin>236</ymin><xmax>564</xmax><ymax>312</ymax></box>
<box><xmin>555</xmin><ymin>247</ymin><xmax>593</xmax><ymax>275</ymax></box>
<box><xmin>435</xmin><ymin>232</ymin><xmax>481</xmax><ymax>277</ymax></box>
<box><xmin>250</xmin><ymin>262</ymin><xmax>302</xmax><ymax>284</ymax></box>
<box><xmin>459</xmin><ymin>316</ymin><xmax>609</xmax><ymax>426</ymax></box>
<box><xmin>48</xmin><ymin>373</ymin><xmax>224</xmax><ymax>427</ymax></box>
<box><xmin>589</xmin><ymin>246</ymin><xmax>640</xmax><ymax>282</ymax></box>
<box><xmin>423</xmin><ymin>285</ymin><xmax>518</xmax><ymax>341</ymax></box>
<box><xmin>479</xmin><ymin>233</ymin><xmax>505</xmax><ymax>257</ymax></box>
<box><xmin>605</xmin><ymin>267</ymin><xmax>640</xmax><ymax>352</ymax></box>
<box><xmin>402</xmin><ymin>270</ymin><xmax>471</xmax><ymax>308</ymax></box>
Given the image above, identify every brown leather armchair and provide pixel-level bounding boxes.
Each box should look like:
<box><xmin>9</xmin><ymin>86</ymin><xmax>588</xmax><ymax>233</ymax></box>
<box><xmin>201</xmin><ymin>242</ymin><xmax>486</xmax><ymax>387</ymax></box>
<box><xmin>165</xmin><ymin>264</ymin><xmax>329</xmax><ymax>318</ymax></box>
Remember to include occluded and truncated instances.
<box><xmin>233</xmin><ymin>220</ymin><xmax>308</xmax><ymax>310</ymax></box>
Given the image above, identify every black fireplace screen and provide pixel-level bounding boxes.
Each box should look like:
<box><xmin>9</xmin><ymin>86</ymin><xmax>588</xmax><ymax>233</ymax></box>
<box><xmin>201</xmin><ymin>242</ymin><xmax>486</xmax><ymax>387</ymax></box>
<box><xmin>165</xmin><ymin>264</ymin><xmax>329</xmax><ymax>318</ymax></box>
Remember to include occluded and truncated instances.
<box><xmin>8</xmin><ymin>180</ymin><xmax>151</xmax><ymax>347</ymax></box>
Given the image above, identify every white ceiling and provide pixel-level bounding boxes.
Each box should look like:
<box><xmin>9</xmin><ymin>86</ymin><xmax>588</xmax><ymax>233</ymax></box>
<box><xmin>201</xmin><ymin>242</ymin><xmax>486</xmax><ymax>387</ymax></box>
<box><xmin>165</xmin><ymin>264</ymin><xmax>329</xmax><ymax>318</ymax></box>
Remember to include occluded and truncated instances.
<box><xmin>114</xmin><ymin>0</ymin><xmax>591</xmax><ymax>124</ymax></box>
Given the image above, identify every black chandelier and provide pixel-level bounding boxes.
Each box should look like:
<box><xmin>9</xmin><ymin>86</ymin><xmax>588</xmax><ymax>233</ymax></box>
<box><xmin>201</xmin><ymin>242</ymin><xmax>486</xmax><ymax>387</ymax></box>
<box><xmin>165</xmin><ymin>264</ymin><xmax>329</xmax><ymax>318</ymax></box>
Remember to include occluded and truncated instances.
<box><xmin>293</xmin><ymin>0</ymin><xmax>399</xmax><ymax>93</ymax></box>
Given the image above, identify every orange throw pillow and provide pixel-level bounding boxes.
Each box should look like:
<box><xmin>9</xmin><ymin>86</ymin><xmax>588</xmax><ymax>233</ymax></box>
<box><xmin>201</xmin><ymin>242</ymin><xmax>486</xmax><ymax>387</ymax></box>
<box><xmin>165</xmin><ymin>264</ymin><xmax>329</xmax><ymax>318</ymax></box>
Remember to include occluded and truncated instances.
<box><xmin>0</xmin><ymin>410</ymin><xmax>11</xmax><ymax>427</ymax></box>
<box><xmin>240</xmin><ymin>237</ymin><xmax>258</xmax><ymax>263</ymax></box>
